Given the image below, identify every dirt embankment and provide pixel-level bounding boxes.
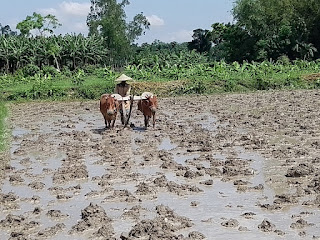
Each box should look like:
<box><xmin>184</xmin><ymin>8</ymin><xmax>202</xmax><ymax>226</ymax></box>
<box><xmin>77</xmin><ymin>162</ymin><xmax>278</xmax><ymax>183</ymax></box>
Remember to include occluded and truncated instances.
<box><xmin>0</xmin><ymin>90</ymin><xmax>320</xmax><ymax>239</ymax></box>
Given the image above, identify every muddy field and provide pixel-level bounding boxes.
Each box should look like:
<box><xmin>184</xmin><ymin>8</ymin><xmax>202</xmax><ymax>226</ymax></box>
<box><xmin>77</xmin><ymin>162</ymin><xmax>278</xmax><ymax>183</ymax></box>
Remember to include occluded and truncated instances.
<box><xmin>0</xmin><ymin>90</ymin><xmax>320</xmax><ymax>239</ymax></box>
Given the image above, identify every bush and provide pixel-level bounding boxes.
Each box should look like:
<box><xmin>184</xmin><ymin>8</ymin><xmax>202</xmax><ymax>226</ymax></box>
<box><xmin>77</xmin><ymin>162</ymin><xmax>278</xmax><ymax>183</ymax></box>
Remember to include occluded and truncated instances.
<box><xmin>92</xmin><ymin>67</ymin><xmax>107</xmax><ymax>78</ymax></box>
<box><xmin>61</xmin><ymin>66</ymin><xmax>73</xmax><ymax>77</ymax></box>
<box><xmin>83</xmin><ymin>65</ymin><xmax>98</xmax><ymax>74</ymax></box>
<box><xmin>72</xmin><ymin>69</ymin><xmax>85</xmax><ymax>86</ymax></box>
<box><xmin>0</xmin><ymin>74</ymin><xmax>14</xmax><ymax>88</ymax></box>
<box><xmin>21</xmin><ymin>64</ymin><xmax>40</xmax><ymax>77</ymax></box>
<box><xmin>277</xmin><ymin>55</ymin><xmax>291</xmax><ymax>65</ymax></box>
<box><xmin>42</xmin><ymin>65</ymin><xmax>58</xmax><ymax>77</ymax></box>
<box><xmin>225</xmin><ymin>78</ymin><xmax>238</xmax><ymax>92</ymax></box>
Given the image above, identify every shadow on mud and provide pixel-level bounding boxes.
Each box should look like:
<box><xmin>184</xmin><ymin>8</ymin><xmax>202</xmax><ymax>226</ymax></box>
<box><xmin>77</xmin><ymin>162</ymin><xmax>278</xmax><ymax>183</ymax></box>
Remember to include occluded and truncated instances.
<box><xmin>91</xmin><ymin>126</ymin><xmax>146</xmax><ymax>135</ymax></box>
<box><xmin>91</xmin><ymin>128</ymin><xmax>108</xmax><ymax>134</ymax></box>
<box><xmin>131</xmin><ymin>126</ymin><xmax>146</xmax><ymax>132</ymax></box>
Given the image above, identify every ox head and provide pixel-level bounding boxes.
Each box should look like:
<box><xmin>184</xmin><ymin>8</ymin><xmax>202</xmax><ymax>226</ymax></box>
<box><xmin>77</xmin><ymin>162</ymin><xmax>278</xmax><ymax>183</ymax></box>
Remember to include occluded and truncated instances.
<box><xmin>106</xmin><ymin>95</ymin><xmax>118</xmax><ymax>115</ymax></box>
<box><xmin>145</xmin><ymin>95</ymin><xmax>158</xmax><ymax>113</ymax></box>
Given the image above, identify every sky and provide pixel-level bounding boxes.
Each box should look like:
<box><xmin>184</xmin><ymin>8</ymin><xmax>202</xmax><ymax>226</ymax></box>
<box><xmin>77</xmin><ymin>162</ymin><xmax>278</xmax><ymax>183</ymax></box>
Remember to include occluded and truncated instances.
<box><xmin>0</xmin><ymin>0</ymin><xmax>234</xmax><ymax>44</ymax></box>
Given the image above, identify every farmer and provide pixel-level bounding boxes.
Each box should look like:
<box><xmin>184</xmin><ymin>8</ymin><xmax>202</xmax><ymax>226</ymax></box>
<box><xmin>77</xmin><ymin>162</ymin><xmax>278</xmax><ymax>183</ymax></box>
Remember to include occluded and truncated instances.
<box><xmin>114</xmin><ymin>74</ymin><xmax>133</xmax><ymax>123</ymax></box>
<box><xmin>114</xmin><ymin>74</ymin><xmax>132</xmax><ymax>97</ymax></box>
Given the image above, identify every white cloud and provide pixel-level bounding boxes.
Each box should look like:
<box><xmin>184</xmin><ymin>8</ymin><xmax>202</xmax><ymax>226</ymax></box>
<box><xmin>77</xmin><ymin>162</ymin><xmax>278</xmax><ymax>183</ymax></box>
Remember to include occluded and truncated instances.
<box><xmin>38</xmin><ymin>1</ymin><xmax>90</xmax><ymax>35</ymax></box>
<box><xmin>59</xmin><ymin>2</ymin><xmax>91</xmax><ymax>17</ymax></box>
<box><xmin>168</xmin><ymin>30</ymin><xmax>193</xmax><ymax>43</ymax></box>
<box><xmin>40</xmin><ymin>2</ymin><xmax>90</xmax><ymax>18</ymax></box>
<box><xmin>39</xmin><ymin>8</ymin><xmax>58</xmax><ymax>16</ymax></box>
<box><xmin>146</xmin><ymin>15</ymin><xmax>164</xmax><ymax>27</ymax></box>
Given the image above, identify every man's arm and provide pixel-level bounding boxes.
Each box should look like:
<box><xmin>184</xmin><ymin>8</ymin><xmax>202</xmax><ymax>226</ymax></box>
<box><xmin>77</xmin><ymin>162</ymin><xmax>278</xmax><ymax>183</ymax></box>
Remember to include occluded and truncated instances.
<box><xmin>126</xmin><ymin>85</ymin><xmax>131</xmax><ymax>96</ymax></box>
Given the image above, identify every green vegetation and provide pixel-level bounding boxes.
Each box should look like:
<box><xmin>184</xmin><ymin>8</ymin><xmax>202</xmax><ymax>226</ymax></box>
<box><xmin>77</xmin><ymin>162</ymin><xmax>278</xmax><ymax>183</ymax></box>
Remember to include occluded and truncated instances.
<box><xmin>0</xmin><ymin>101</ymin><xmax>8</xmax><ymax>151</ymax></box>
<box><xmin>0</xmin><ymin>34</ymin><xmax>108</xmax><ymax>73</ymax></box>
<box><xmin>191</xmin><ymin>0</ymin><xmax>320</xmax><ymax>62</ymax></box>
<box><xmin>1</xmin><ymin>56</ymin><xmax>320</xmax><ymax>102</ymax></box>
<box><xmin>16</xmin><ymin>12</ymin><xmax>61</xmax><ymax>37</ymax></box>
<box><xmin>87</xmin><ymin>0</ymin><xmax>149</xmax><ymax>66</ymax></box>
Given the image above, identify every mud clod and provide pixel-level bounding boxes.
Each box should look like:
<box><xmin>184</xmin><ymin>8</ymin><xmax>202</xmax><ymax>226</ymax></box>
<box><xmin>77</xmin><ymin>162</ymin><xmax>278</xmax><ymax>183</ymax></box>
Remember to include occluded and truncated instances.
<box><xmin>258</xmin><ymin>219</ymin><xmax>275</xmax><ymax>232</ymax></box>
<box><xmin>290</xmin><ymin>218</ymin><xmax>314</xmax><ymax>229</ymax></box>
<box><xmin>286</xmin><ymin>163</ymin><xmax>314</xmax><ymax>177</ymax></box>
<box><xmin>70</xmin><ymin>202</ymin><xmax>114</xmax><ymax>237</ymax></box>
<box><xmin>221</xmin><ymin>218</ymin><xmax>239</xmax><ymax>228</ymax></box>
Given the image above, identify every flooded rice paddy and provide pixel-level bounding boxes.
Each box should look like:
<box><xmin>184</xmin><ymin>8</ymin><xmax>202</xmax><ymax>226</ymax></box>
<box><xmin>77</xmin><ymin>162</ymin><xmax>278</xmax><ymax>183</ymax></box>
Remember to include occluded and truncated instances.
<box><xmin>0</xmin><ymin>90</ymin><xmax>320</xmax><ymax>239</ymax></box>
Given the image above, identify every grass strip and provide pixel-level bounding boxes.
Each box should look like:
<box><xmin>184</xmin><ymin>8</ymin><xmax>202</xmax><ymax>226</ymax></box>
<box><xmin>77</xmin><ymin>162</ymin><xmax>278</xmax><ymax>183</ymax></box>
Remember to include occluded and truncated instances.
<box><xmin>0</xmin><ymin>101</ymin><xmax>8</xmax><ymax>151</ymax></box>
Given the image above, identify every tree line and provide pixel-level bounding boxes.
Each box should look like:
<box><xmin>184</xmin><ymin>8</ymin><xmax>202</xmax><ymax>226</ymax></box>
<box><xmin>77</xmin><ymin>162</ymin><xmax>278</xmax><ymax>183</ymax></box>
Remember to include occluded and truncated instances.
<box><xmin>1</xmin><ymin>0</ymin><xmax>320</xmax><ymax>74</ymax></box>
<box><xmin>0</xmin><ymin>34</ymin><xmax>108</xmax><ymax>73</ymax></box>
<box><xmin>189</xmin><ymin>0</ymin><xmax>320</xmax><ymax>62</ymax></box>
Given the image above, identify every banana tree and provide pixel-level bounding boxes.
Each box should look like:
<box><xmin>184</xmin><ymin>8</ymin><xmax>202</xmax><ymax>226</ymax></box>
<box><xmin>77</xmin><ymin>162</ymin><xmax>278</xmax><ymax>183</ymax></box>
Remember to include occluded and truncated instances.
<box><xmin>46</xmin><ymin>37</ymin><xmax>62</xmax><ymax>71</ymax></box>
<box><xmin>0</xmin><ymin>36</ymin><xmax>11</xmax><ymax>72</ymax></box>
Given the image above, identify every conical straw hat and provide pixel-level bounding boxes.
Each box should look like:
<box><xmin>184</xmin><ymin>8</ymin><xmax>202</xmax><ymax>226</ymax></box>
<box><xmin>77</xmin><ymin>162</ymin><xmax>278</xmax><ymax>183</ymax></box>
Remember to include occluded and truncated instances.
<box><xmin>115</xmin><ymin>74</ymin><xmax>133</xmax><ymax>82</ymax></box>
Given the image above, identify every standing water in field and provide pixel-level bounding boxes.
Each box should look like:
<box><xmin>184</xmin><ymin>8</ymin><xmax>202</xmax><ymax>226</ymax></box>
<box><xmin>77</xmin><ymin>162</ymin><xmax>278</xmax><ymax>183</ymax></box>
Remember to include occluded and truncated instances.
<box><xmin>1</xmin><ymin>91</ymin><xmax>320</xmax><ymax>239</ymax></box>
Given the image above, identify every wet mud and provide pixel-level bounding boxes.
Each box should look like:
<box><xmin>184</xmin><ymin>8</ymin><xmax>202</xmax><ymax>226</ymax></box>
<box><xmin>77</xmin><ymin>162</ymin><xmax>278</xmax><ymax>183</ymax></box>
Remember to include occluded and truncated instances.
<box><xmin>1</xmin><ymin>90</ymin><xmax>320</xmax><ymax>239</ymax></box>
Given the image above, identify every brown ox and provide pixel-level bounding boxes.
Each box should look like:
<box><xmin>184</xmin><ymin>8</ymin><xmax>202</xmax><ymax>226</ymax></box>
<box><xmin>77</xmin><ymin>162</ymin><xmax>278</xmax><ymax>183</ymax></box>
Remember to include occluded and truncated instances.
<box><xmin>138</xmin><ymin>93</ymin><xmax>158</xmax><ymax>128</ymax></box>
<box><xmin>100</xmin><ymin>94</ymin><xmax>119</xmax><ymax>128</ymax></box>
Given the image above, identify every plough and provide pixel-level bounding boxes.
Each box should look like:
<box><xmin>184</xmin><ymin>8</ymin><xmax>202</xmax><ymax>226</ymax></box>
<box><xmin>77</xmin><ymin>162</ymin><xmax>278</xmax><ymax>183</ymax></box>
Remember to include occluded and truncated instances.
<box><xmin>111</xmin><ymin>92</ymin><xmax>154</xmax><ymax>127</ymax></box>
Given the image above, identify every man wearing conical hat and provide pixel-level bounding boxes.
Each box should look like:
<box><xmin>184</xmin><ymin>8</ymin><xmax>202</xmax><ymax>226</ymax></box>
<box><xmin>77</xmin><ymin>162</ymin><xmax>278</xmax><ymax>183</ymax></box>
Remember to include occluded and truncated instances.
<box><xmin>114</xmin><ymin>74</ymin><xmax>132</xmax><ymax>124</ymax></box>
<box><xmin>114</xmin><ymin>74</ymin><xmax>132</xmax><ymax>97</ymax></box>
